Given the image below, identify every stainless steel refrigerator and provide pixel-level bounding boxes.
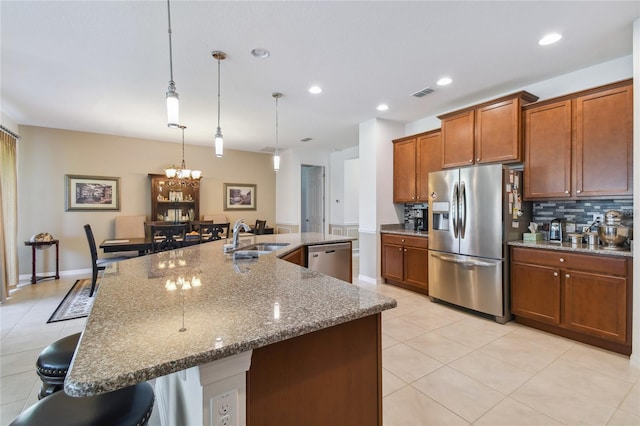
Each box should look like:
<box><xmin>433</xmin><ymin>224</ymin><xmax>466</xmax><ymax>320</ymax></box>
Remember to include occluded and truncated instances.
<box><xmin>428</xmin><ymin>164</ymin><xmax>530</xmax><ymax>323</ymax></box>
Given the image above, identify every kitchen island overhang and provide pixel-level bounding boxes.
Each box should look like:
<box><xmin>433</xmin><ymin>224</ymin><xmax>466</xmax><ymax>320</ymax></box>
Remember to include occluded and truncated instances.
<box><xmin>64</xmin><ymin>232</ymin><xmax>396</xmax><ymax>425</ymax></box>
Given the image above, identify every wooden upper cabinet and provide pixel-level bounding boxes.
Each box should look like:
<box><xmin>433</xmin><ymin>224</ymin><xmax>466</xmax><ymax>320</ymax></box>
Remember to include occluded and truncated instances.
<box><xmin>393</xmin><ymin>137</ymin><xmax>417</xmax><ymax>203</ymax></box>
<box><xmin>439</xmin><ymin>91</ymin><xmax>538</xmax><ymax>169</ymax></box>
<box><xmin>416</xmin><ymin>131</ymin><xmax>442</xmax><ymax>200</ymax></box>
<box><xmin>440</xmin><ymin>110</ymin><xmax>474</xmax><ymax>168</ymax></box>
<box><xmin>393</xmin><ymin>130</ymin><xmax>441</xmax><ymax>203</ymax></box>
<box><xmin>523</xmin><ymin>79</ymin><xmax>633</xmax><ymax>200</ymax></box>
<box><xmin>524</xmin><ymin>100</ymin><xmax>572</xmax><ymax>199</ymax></box>
<box><xmin>575</xmin><ymin>83</ymin><xmax>633</xmax><ymax>198</ymax></box>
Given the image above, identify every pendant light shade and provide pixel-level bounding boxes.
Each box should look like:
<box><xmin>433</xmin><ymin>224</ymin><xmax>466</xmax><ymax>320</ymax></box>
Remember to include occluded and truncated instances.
<box><xmin>212</xmin><ymin>50</ymin><xmax>226</xmax><ymax>158</ymax></box>
<box><xmin>165</xmin><ymin>0</ymin><xmax>180</xmax><ymax>128</ymax></box>
<box><xmin>272</xmin><ymin>92</ymin><xmax>282</xmax><ymax>172</ymax></box>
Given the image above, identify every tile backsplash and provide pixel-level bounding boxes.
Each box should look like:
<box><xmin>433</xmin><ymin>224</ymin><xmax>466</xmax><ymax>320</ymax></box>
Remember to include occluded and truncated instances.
<box><xmin>532</xmin><ymin>199</ymin><xmax>633</xmax><ymax>231</ymax></box>
<box><xmin>403</xmin><ymin>200</ymin><xmax>634</xmax><ymax>232</ymax></box>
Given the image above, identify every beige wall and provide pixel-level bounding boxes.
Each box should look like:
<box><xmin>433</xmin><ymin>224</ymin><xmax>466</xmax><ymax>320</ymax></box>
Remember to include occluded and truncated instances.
<box><xmin>16</xmin><ymin>126</ymin><xmax>275</xmax><ymax>279</ymax></box>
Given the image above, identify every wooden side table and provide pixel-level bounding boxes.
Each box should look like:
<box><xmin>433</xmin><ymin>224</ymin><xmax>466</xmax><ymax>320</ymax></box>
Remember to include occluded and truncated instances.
<box><xmin>24</xmin><ymin>240</ymin><xmax>60</xmax><ymax>284</ymax></box>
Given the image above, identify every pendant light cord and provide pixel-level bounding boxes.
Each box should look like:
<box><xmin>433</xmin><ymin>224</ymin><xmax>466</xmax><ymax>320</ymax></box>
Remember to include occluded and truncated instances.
<box><xmin>217</xmin><ymin>57</ymin><xmax>221</xmax><ymax>128</ymax></box>
<box><xmin>167</xmin><ymin>0</ymin><xmax>174</xmax><ymax>84</ymax></box>
<box><xmin>275</xmin><ymin>95</ymin><xmax>279</xmax><ymax>152</ymax></box>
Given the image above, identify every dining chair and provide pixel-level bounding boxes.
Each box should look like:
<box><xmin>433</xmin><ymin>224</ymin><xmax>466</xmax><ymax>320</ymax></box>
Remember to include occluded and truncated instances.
<box><xmin>198</xmin><ymin>223</ymin><xmax>227</xmax><ymax>242</ymax></box>
<box><xmin>84</xmin><ymin>224</ymin><xmax>130</xmax><ymax>297</ymax></box>
<box><xmin>150</xmin><ymin>224</ymin><xmax>187</xmax><ymax>252</ymax></box>
<box><xmin>254</xmin><ymin>220</ymin><xmax>267</xmax><ymax>235</ymax></box>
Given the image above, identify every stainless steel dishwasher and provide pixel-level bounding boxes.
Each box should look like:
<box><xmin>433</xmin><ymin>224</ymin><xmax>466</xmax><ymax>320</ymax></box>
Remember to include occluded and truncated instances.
<box><xmin>307</xmin><ymin>242</ymin><xmax>352</xmax><ymax>282</ymax></box>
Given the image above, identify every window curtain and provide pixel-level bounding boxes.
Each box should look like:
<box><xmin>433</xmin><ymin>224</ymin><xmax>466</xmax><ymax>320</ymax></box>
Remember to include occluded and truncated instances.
<box><xmin>1</xmin><ymin>126</ymin><xmax>19</xmax><ymax>303</ymax></box>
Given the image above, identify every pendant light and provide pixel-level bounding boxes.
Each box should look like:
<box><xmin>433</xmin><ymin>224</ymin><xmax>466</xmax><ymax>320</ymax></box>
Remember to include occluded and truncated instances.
<box><xmin>164</xmin><ymin>125</ymin><xmax>202</xmax><ymax>187</ymax></box>
<box><xmin>212</xmin><ymin>50</ymin><xmax>226</xmax><ymax>157</ymax></box>
<box><xmin>165</xmin><ymin>0</ymin><xmax>179</xmax><ymax>128</ymax></box>
<box><xmin>272</xmin><ymin>92</ymin><xmax>282</xmax><ymax>171</ymax></box>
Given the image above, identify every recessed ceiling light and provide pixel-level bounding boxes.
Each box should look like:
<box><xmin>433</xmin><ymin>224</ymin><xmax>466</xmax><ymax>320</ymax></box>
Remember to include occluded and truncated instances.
<box><xmin>308</xmin><ymin>86</ymin><xmax>322</xmax><ymax>94</ymax></box>
<box><xmin>377</xmin><ymin>104</ymin><xmax>389</xmax><ymax>111</ymax></box>
<box><xmin>437</xmin><ymin>77</ymin><xmax>452</xmax><ymax>86</ymax></box>
<box><xmin>538</xmin><ymin>33</ymin><xmax>562</xmax><ymax>46</ymax></box>
<box><xmin>251</xmin><ymin>48</ymin><xmax>270</xmax><ymax>59</ymax></box>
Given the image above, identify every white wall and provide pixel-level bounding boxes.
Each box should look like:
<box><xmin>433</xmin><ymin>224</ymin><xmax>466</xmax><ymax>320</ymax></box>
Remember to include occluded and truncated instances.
<box><xmin>358</xmin><ymin>119</ymin><xmax>404</xmax><ymax>283</ymax></box>
<box><xmin>329</xmin><ymin>146</ymin><xmax>359</xmax><ymax>225</ymax></box>
<box><xmin>344</xmin><ymin>158</ymin><xmax>359</xmax><ymax>224</ymax></box>
<box><xmin>275</xmin><ymin>146</ymin><xmax>331</xmax><ymax>231</ymax></box>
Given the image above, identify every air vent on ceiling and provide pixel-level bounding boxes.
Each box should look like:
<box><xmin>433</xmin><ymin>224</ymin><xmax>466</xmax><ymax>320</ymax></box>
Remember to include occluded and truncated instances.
<box><xmin>259</xmin><ymin>146</ymin><xmax>276</xmax><ymax>153</ymax></box>
<box><xmin>411</xmin><ymin>87</ymin><xmax>435</xmax><ymax>98</ymax></box>
<box><xmin>300</xmin><ymin>137</ymin><xmax>312</xmax><ymax>142</ymax></box>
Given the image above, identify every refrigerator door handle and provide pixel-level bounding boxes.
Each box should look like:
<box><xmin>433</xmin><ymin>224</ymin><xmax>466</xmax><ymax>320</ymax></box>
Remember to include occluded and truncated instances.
<box><xmin>460</xmin><ymin>181</ymin><xmax>466</xmax><ymax>239</ymax></box>
<box><xmin>452</xmin><ymin>183</ymin><xmax>459</xmax><ymax>238</ymax></box>
<box><xmin>430</xmin><ymin>252</ymin><xmax>496</xmax><ymax>268</ymax></box>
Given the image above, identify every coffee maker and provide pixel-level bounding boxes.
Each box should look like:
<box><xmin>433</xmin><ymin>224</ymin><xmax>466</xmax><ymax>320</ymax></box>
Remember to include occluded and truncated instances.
<box><xmin>413</xmin><ymin>208</ymin><xmax>428</xmax><ymax>231</ymax></box>
<box><xmin>549</xmin><ymin>218</ymin><xmax>564</xmax><ymax>242</ymax></box>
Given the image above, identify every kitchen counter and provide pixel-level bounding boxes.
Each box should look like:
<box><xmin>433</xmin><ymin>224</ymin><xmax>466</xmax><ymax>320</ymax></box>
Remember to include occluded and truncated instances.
<box><xmin>508</xmin><ymin>240</ymin><xmax>633</xmax><ymax>257</ymax></box>
<box><xmin>65</xmin><ymin>232</ymin><xmax>397</xmax><ymax>398</ymax></box>
<box><xmin>380</xmin><ymin>223</ymin><xmax>428</xmax><ymax>237</ymax></box>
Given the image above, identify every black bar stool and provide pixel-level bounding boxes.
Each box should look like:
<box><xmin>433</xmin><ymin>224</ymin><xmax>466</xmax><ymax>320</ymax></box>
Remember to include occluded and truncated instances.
<box><xmin>10</xmin><ymin>382</ymin><xmax>155</xmax><ymax>426</ymax></box>
<box><xmin>35</xmin><ymin>332</ymin><xmax>81</xmax><ymax>399</ymax></box>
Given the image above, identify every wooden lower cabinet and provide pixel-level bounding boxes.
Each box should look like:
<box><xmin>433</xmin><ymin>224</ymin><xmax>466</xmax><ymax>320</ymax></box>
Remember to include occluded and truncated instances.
<box><xmin>381</xmin><ymin>233</ymin><xmax>429</xmax><ymax>295</ymax></box>
<box><xmin>511</xmin><ymin>247</ymin><xmax>631</xmax><ymax>355</ymax></box>
<box><xmin>280</xmin><ymin>247</ymin><xmax>305</xmax><ymax>266</ymax></box>
<box><xmin>247</xmin><ymin>314</ymin><xmax>382</xmax><ymax>425</ymax></box>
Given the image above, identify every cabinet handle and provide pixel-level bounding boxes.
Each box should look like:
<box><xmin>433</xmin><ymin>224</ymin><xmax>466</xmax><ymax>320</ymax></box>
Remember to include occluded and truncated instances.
<box><xmin>565</xmin><ymin>274</ymin><xmax>570</xmax><ymax>278</ymax></box>
<box><xmin>404</xmin><ymin>249</ymin><xmax>407</xmax><ymax>252</ymax></box>
<box><xmin>564</xmin><ymin>190</ymin><xmax>569</xmax><ymax>194</ymax></box>
<box><xmin>553</xmin><ymin>272</ymin><xmax>558</xmax><ymax>277</ymax></box>
<box><xmin>401</xmin><ymin>239</ymin><xmax>405</xmax><ymax>243</ymax></box>
<box><xmin>469</xmin><ymin>160</ymin><xmax>473</xmax><ymax>163</ymax></box>
<box><xmin>577</xmin><ymin>190</ymin><xmax>582</xmax><ymax>194</ymax></box>
<box><xmin>398</xmin><ymin>247</ymin><xmax>402</xmax><ymax>251</ymax></box>
<box><xmin>476</xmin><ymin>158</ymin><xmax>480</xmax><ymax>161</ymax></box>
<box><xmin>559</xmin><ymin>258</ymin><xmax>565</xmax><ymax>262</ymax></box>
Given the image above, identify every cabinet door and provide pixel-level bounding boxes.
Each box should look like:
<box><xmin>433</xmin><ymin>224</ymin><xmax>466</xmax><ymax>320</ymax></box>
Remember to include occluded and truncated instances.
<box><xmin>563</xmin><ymin>270</ymin><xmax>627</xmax><ymax>343</ymax></box>
<box><xmin>416</xmin><ymin>132</ymin><xmax>441</xmax><ymax>202</ymax></box>
<box><xmin>441</xmin><ymin>110</ymin><xmax>474</xmax><ymax>168</ymax></box>
<box><xmin>281</xmin><ymin>247</ymin><xmax>305</xmax><ymax>266</ymax></box>
<box><xmin>393</xmin><ymin>139</ymin><xmax>417</xmax><ymax>203</ymax></box>
<box><xmin>381</xmin><ymin>243</ymin><xmax>404</xmax><ymax>282</ymax></box>
<box><xmin>575</xmin><ymin>85</ymin><xmax>633</xmax><ymax>198</ymax></box>
<box><xmin>511</xmin><ymin>262</ymin><xmax>561</xmax><ymax>324</ymax></box>
<box><xmin>523</xmin><ymin>101</ymin><xmax>572</xmax><ymax>199</ymax></box>
<box><xmin>476</xmin><ymin>98</ymin><xmax>521</xmax><ymax>164</ymax></box>
<box><xmin>403</xmin><ymin>246</ymin><xmax>428</xmax><ymax>292</ymax></box>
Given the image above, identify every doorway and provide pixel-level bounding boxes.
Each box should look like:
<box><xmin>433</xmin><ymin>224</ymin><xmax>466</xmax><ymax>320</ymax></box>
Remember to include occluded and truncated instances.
<box><xmin>301</xmin><ymin>165</ymin><xmax>325</xmax><ymax>232</ymax></box>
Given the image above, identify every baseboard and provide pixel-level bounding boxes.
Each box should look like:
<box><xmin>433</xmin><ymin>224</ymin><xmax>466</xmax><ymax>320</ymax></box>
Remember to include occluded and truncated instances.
<box><xmin>18</xmin><ymin>268</ymin><xmax>91</xmax><ymax>284</ymax></box>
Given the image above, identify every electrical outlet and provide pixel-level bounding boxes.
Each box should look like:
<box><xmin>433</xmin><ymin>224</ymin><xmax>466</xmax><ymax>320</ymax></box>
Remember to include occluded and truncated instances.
<box><xmin>593</xmin><ymin>213</ymin><xmax>604</xmax><ymax>223</ymax></box>
<box><xmin>213</xmin><ymin>390</ymin><xmax>238</xmax><ymax>426</ymax></box>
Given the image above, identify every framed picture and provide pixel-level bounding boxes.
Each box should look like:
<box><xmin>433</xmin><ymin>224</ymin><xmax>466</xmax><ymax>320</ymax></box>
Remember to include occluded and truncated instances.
<box><xmin>224</xmin><ymin>183</ymin><xmax>257</xmax><ymax>211</ymax></box>
<box><xmin>65</xmin><ymin>175</ymin><xmax>120</xmax><ymax>211</ymax></box>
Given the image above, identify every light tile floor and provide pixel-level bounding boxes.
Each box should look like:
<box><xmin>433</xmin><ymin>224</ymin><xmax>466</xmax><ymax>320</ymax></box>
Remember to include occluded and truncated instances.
<box><xmin>1</xmin><ymin>256</ymin><xmax>639</xmax><ymax>426</ymax></box>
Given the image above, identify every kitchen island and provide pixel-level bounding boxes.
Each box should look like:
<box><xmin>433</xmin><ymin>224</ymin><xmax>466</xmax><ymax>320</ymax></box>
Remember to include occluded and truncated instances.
<box><xmin>65</xmin><ymin>232</ymin><xmax>396</xmax><ymax>425</ymax></box>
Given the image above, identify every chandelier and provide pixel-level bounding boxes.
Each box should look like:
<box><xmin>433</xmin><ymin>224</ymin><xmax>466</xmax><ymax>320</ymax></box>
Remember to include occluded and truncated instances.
<box><xmin>164</xmin><ymin>125</ymin><xmax>202</xmax><ymax>188</ymax></box>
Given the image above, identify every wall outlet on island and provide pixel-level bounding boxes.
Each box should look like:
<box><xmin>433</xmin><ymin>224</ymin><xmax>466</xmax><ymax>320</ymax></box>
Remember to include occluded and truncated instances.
<box><xmin>213</xmin><ymin>390</ymin><xmax>238</xmax><ymax>426</ymax></box>
<box><xmin>593</xmin><ymin>213</ymin><xmax>604</xmax><ymax>224</ymax></box>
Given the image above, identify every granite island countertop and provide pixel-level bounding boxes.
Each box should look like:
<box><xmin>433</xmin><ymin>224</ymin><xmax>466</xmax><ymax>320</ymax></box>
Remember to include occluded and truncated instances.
<box><xmin>508</xmin><ymin>240</ymin><xmax>633</xmax><ymax>258</ymax></box>
<box><xmin>65</xmin><ymin>232</ymin><xmax>397</xmax><ymax>397</ymax></box>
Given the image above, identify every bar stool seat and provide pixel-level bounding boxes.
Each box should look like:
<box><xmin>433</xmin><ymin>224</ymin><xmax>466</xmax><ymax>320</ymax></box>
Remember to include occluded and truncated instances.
<box><xmin>35</xmin><ymin>332</ymin><xmax>81</xmax><ymax>399</ymax></box>
<box><xmin>10</xmin><ymin>382</ymin><xmax>155</xmax><ymax>426</ymax></box>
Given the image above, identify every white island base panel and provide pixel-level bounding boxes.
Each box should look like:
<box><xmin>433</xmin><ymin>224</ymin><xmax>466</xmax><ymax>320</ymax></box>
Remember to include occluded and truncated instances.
<box><xmin>155</xmin><ymin>351</ymin><xmax>253</xmax><ymax>426</ymax></box>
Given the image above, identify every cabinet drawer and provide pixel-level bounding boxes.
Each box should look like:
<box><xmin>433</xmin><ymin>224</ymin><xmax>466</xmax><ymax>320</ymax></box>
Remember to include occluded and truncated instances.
<box><xmin>382</xmin><ymin>233</ymin><xmax>428</xmax><ymax>248</ymax></box>
<box><xmin>511</xmin><ymin>247</ymin><xmax>627</xmax><ymax>276</ymax></box>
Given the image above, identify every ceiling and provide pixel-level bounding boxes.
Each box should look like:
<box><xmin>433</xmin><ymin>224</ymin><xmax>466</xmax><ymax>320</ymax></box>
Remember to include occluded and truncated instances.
<box><xmin>1</xmin><ymin>1</ymin><xmax>638</xmax><ymax>154</ymax></box>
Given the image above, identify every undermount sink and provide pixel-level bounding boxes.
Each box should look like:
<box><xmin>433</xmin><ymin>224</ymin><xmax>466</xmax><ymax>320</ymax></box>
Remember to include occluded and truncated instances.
<box><xmin>232</xmin><ymin>242</ymin><xmax>290</xmax><ymax>259</ymax></box>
